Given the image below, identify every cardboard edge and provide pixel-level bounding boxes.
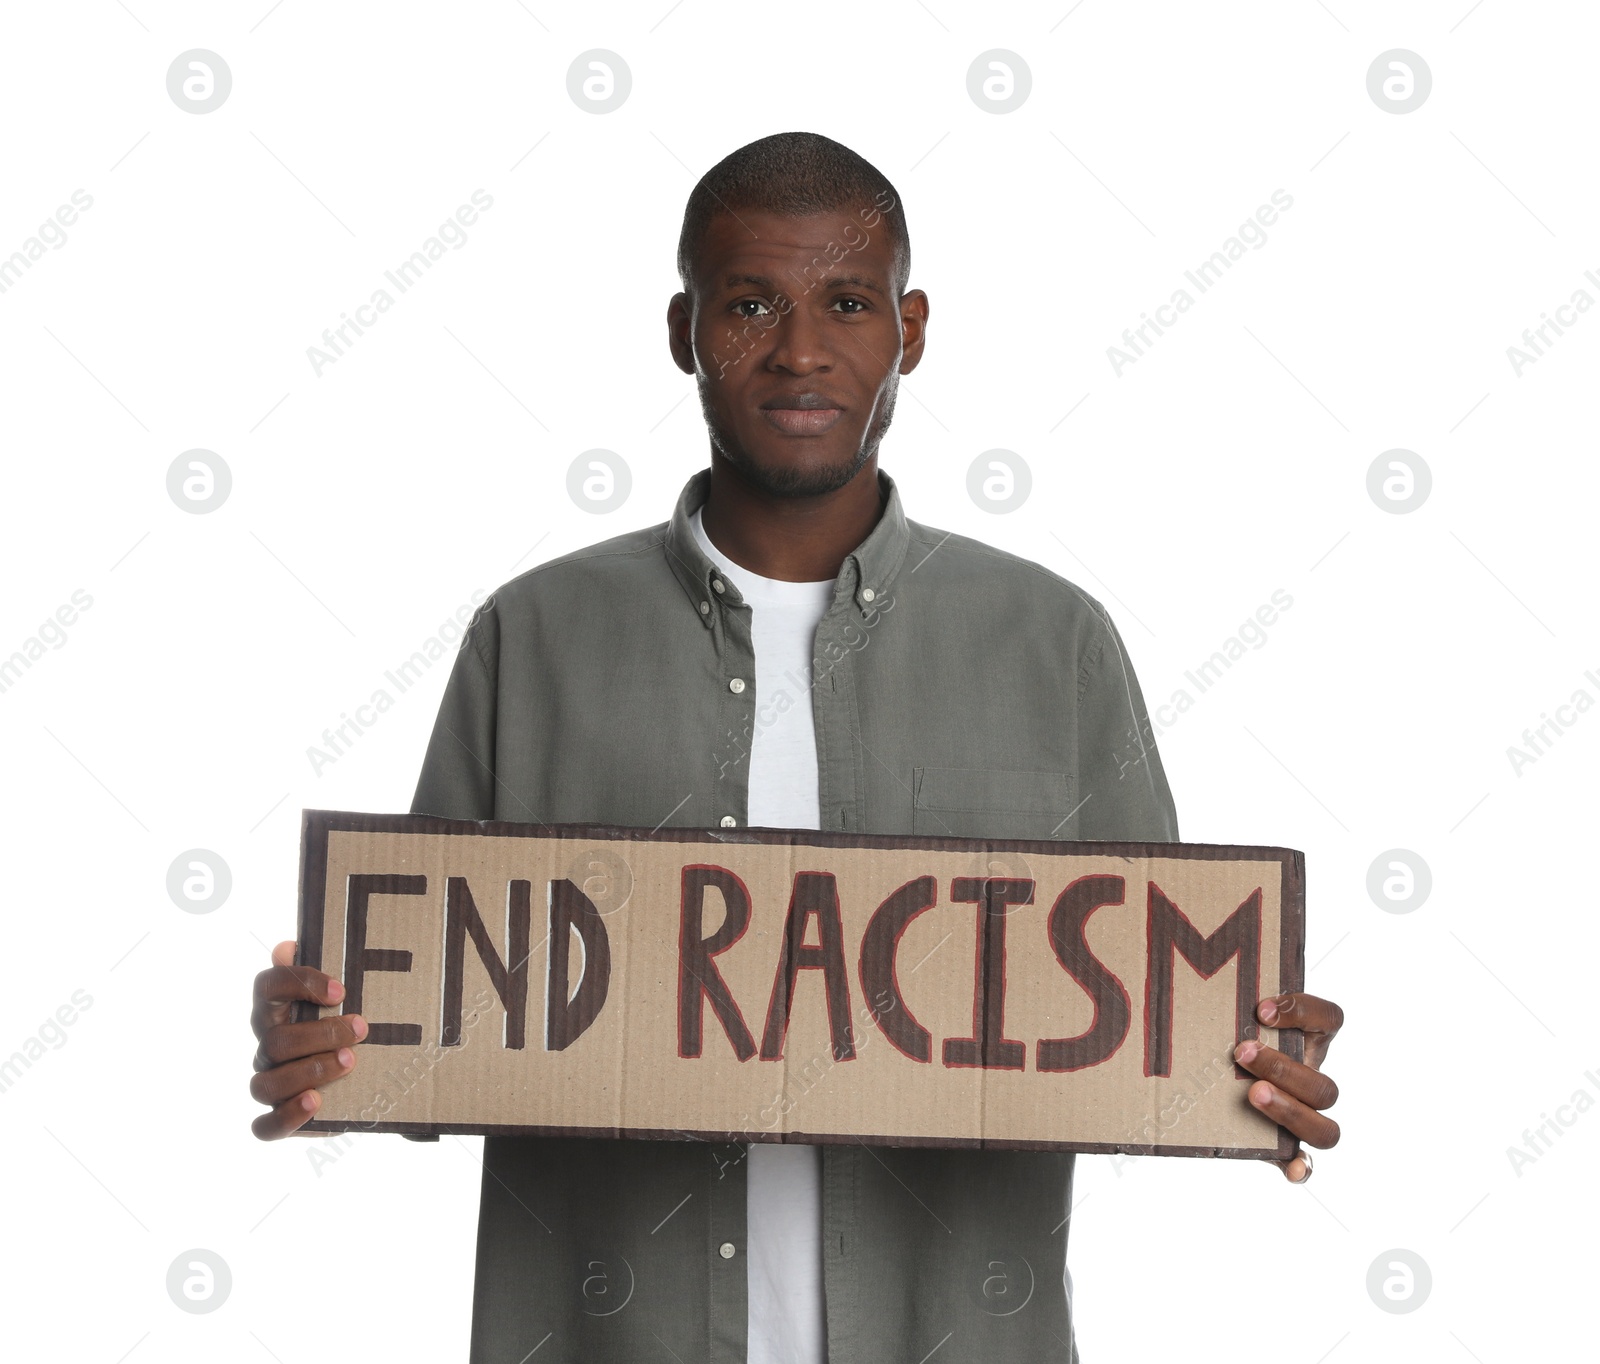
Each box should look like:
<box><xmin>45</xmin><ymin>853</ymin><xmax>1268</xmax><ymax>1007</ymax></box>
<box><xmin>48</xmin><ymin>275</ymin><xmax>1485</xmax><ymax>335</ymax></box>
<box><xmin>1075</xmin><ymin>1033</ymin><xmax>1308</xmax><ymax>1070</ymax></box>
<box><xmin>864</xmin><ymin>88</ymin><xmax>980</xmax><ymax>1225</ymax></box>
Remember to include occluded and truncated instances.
<box><xmin>1273</xmin><ymin>847</ymin><xmax>1308</xmax><ymax>1164</ymax></box>
<box><xmin>300</xmin><ymin>807</ymin><xmax>1303</xmax><ymax>865</ymax></box>
<box><xmin>292</xmin><ymin>809</ymin><xmax>331</xmax><ymax>1026</ymax></box>
<box><xmin>299</xmin><ymin>1116</ymin><xmax>1285</xmax><ymax>1161</ymax></box>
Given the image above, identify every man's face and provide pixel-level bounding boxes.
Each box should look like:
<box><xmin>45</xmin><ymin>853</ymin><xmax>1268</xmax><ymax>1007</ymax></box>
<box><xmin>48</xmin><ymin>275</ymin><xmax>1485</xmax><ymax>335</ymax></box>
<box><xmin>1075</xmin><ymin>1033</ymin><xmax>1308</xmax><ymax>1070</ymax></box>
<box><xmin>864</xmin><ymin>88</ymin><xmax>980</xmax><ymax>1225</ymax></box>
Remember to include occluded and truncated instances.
<box><xmin>669</xmin><ymin>207</ymin><xmax>928</xmax><ymax>498</ymax></box>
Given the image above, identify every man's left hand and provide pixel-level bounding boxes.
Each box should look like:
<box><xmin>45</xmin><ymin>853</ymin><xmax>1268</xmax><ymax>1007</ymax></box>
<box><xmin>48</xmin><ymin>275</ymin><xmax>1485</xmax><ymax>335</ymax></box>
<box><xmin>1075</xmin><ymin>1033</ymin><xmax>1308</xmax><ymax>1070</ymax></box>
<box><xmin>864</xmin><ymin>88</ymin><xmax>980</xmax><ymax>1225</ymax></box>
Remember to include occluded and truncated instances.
<box><xmin>1234</xmin><ymin>992</ymin><xmax>1343</xmax><ymax>1182</ymax></box>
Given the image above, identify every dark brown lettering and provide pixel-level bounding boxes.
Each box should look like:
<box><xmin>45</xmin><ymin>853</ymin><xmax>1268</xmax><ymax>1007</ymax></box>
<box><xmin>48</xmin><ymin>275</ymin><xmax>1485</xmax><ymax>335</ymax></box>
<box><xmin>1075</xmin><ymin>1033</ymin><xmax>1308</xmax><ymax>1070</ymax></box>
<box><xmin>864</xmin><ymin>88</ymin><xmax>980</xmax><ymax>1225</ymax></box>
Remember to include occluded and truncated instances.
<box><xmin>857</xmin><ymin>875</ymin><xmax>938</xmax><ymax>1063</ymax></box>
<box><xmin>678</xmin><ymin>865</ymin><xmax>756</xmax><ymax>1060</ymax></box>
<box><xmin>344</xmin><ymin>873</ymin><xmax>426</xmax><ymax>1045</ymax></box>
<box><xmin>941</xmin><ymin>877</ymin><xmax>1032</xmax><ymax>1070</ymax></box>
<box><xmin>760</xmin><ymin>872</ymin><xmax>856</xmax><ymax>1062</ymax></box>
<box><xmin>1143</xmin><ymin>883</ymin><xmax>1262</xmax><ymax>1077</ymax></box>
<box><xmin>545</xmin><ymin>878</ymin><xmax>612</xmax><ymax>1051</ymax></box>
<box><xmin>1037</xmin><ymin>874</ymin><xmax>1132</xmax><ymax>1072</ymax></box>
<box><xmin>441</xmin><ymin>876</ymin><xmax>531</xmax><ymax>1048</ymax></box>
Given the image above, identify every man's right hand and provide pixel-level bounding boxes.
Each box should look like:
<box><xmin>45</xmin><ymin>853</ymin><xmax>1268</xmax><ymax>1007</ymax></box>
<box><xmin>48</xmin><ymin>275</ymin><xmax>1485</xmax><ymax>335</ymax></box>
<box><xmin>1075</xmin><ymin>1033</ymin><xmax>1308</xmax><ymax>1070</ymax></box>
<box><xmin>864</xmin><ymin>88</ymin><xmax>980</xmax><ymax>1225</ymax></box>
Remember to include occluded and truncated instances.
<box><xmin>250</xmin><ymin>939</ymin><xmax>367</xmax><ymax>1140</ymax></box>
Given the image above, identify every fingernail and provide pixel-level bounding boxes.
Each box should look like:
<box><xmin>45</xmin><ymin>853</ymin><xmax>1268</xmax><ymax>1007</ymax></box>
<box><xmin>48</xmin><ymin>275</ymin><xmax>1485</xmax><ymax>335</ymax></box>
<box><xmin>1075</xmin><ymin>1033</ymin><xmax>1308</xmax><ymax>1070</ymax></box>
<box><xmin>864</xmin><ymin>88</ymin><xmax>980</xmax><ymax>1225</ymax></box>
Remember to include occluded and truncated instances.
<box><xmin>327</xmin><ymin>980</ymin><xmax>345</xmax><ymax>1002</ymax></box>
<box><xmin>337</xmin><ymin>1047</ymin><xmax>354</xmax><ymax>1068</ymax></box>
<box><xmin>1249</xmin><ymin>1081</ymin><xmax>1274</xmax><ymax>1108</ymax></box>
<box><xmin>349</xmin><ymin>1015</ymin><xmax>368</xmax><ymax>1041</ymax></box>
<box><xmin>1235</xmin><ymin>1040</ymin><xmax>1260</xmax><ymax>1063</ymax></box>
<box><xmin>1258</xmin><ymin>999</ymin><xmax>1278</xmax><ymax>1024</ymax></box>
<box><xmin>300</xmin><ymin>1091</ymin><xmax>319</xmax><ymax>1112</ymax></box>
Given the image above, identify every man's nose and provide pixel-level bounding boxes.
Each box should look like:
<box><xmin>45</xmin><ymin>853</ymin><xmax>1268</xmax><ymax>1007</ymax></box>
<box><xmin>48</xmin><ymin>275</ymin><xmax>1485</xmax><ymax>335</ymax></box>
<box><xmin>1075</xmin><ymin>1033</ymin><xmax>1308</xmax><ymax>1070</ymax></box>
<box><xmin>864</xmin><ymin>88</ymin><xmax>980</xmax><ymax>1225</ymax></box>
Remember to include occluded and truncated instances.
<box><xmin>764</xmin><ymin>301</ymin><xmax>834</xmax><ymax>374</ymax></box>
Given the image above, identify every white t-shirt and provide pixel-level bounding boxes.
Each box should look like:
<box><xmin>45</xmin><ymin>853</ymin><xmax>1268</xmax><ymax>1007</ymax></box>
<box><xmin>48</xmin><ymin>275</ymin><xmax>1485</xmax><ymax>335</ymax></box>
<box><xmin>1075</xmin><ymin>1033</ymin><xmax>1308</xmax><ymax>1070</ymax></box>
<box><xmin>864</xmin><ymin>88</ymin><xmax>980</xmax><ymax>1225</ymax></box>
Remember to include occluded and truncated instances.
<box><xmin>690</xmin><ymin>508</ymin><xmax>830</xmax><ymax>1364</ymax></box>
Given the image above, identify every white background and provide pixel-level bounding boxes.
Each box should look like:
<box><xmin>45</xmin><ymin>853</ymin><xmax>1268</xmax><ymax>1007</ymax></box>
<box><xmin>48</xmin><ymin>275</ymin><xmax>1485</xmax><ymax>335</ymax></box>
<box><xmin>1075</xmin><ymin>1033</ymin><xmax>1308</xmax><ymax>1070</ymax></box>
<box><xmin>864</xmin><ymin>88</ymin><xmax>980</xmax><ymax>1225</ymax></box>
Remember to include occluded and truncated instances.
<box><xmin>1</xmin><ymin>2</ymin><xmax>1594</xmax><ymax>1360</ymax></box>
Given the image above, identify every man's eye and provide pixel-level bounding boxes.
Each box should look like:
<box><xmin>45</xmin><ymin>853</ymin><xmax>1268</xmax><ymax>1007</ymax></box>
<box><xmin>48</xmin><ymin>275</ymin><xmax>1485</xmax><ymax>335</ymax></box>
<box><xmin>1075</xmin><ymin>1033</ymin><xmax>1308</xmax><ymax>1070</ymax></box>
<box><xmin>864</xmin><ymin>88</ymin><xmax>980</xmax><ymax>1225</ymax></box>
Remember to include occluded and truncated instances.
<box><xmin>734</xmin><ymin>299</ymin><xmax>771</xmax><ymax>318</ymax></box>
<box><xmin>832</xmin><ymin>298</ymin><xmax>867</xmax><ymax>314</ymax></box>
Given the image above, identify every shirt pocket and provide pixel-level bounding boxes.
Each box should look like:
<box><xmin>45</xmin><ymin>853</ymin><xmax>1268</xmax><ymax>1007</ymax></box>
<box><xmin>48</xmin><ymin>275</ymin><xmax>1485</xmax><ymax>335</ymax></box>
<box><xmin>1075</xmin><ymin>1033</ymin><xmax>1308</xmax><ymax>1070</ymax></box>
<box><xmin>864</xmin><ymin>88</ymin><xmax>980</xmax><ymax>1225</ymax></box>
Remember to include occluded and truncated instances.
<box><xmin>911</xmin><ymin>766</ymin><xmax>1077</xmax><ymax>841</ymax></box>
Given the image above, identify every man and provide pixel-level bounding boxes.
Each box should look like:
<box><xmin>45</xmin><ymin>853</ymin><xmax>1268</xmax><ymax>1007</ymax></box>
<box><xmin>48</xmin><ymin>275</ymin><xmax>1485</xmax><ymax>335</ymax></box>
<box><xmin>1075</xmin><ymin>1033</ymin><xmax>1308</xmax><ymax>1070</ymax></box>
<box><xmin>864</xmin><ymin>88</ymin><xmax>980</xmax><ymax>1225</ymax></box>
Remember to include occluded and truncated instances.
<box><xmin>251</xmin><ymin>131</ymin><xmax>1343</xmax><ymax>1362</ymax></box>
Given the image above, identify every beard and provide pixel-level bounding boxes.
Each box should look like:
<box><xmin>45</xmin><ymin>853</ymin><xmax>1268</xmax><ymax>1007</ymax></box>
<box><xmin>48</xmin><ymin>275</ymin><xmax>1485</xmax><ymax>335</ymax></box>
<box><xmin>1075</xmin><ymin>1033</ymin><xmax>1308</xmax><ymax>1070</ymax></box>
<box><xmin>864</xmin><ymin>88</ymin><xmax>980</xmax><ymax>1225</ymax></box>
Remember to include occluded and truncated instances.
<box><xmin>697</xmin><ymin>372</ymin><xmax>897</xmax><ymax>498</ymax></box>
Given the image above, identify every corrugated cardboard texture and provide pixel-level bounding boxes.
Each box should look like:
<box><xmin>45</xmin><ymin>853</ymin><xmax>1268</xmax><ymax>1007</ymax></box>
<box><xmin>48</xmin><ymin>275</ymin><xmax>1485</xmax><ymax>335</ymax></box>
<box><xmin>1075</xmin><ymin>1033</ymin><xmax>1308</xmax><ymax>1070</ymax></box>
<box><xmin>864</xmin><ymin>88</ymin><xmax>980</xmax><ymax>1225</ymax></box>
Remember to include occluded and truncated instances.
<box><xmin>297</xmin><ymin>811</ymin><xmax>1304</xmax><ymax>1161</ymax></box>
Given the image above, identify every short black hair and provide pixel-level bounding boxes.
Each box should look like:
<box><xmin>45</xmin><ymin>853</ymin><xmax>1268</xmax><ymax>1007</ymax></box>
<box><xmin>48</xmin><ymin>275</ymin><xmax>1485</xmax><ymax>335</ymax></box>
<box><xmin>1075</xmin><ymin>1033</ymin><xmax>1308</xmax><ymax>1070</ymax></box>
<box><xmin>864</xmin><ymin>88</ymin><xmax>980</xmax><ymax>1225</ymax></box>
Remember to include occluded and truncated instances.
<box><xmin>677</xmin><ymin>131</ymin><xmax>910</xmax><ymax>299</ymax></box>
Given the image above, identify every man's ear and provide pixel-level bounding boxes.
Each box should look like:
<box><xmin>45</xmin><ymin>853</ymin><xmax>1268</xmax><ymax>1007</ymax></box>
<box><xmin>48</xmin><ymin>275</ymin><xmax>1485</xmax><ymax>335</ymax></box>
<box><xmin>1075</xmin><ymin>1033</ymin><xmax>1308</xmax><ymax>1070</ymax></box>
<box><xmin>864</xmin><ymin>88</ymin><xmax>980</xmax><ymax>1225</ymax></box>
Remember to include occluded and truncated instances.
<box><xmin>898</xmin><ymin>289</ymin><xmax>930</xmax><ymax>376</ymax></box>
<box><xmin>667</xmin><ymin>292</ymin><xmax>696</xmax><ymax>375</ymax></box>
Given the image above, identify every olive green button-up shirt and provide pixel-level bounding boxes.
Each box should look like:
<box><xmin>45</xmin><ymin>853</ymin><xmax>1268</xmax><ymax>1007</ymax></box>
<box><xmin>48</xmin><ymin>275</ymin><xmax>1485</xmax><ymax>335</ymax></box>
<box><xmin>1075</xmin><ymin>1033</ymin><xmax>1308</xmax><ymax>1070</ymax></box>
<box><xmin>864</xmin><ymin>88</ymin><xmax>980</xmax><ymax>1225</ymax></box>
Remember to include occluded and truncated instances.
<box><xmin>410</xmin><ymin>467</ymin><xmax>1178</xmax><ymax>1363</ymax></box>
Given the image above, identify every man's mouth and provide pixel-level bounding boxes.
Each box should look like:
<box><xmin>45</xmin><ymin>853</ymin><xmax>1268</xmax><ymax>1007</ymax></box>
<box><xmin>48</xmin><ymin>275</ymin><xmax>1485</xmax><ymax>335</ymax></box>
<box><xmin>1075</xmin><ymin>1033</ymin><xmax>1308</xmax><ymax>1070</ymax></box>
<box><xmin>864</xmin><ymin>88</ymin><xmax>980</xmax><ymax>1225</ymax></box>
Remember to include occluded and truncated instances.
<box><xmin>759</xmin><ymin>393</ymin><xmax>844</xmax><ymax>436</ymax></box>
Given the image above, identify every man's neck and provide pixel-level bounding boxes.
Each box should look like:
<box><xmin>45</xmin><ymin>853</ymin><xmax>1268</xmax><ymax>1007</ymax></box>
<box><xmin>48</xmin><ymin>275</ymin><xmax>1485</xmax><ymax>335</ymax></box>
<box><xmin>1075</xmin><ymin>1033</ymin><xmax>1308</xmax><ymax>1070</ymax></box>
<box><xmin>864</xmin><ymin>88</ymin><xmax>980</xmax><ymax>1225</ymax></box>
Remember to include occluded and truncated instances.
<box><xmin>699</xmin><ymin>453</ymin><xmax>885</xmax><ymax>582</ymax></box>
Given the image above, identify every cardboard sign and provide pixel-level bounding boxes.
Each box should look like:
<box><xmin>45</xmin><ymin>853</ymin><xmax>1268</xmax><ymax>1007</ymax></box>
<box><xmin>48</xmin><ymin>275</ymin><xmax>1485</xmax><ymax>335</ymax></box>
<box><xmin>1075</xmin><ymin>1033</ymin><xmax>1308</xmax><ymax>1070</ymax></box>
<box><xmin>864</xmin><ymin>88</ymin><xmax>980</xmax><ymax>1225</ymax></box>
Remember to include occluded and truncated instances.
<box><xmin>296</xmin><ymin>811</ymin><xmax>1305</xmax><ymax>1161</ymax></box>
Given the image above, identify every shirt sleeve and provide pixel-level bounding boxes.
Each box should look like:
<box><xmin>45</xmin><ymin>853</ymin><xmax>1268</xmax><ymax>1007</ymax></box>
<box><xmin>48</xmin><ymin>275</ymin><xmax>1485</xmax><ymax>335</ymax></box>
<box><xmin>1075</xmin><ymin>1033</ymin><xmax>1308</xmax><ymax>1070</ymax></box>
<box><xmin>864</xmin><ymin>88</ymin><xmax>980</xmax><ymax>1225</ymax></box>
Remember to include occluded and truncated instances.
<box><xmin>410</xmin><ymin>608</ymin><xmax>499</xmax><ymax>823</ymax></box>
<box><xmin>1075</xmin><ymin>602</ymin><xmax>1180</xmax><ymax>843</ymax></box>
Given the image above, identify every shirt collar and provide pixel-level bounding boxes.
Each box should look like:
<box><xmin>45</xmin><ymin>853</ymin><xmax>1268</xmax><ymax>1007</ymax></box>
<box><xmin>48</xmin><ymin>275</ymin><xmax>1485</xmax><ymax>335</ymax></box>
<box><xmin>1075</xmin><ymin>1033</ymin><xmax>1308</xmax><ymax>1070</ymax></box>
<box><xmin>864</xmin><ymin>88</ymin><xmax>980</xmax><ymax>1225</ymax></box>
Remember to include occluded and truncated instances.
<box><xmin>663</xmin><ymin>466</ymin><xmax>913</xmax><ymax>627</ymax></box>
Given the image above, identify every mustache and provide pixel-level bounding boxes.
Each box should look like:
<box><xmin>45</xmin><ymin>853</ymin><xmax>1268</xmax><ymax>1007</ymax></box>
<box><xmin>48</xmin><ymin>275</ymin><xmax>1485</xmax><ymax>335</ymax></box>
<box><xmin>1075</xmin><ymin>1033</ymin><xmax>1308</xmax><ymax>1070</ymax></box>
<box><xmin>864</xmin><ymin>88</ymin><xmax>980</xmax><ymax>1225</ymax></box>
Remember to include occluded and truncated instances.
<box><xmin>693</xmin><ymin>375</ymin><xmax>898</xmax><ymax>499</ymax></box>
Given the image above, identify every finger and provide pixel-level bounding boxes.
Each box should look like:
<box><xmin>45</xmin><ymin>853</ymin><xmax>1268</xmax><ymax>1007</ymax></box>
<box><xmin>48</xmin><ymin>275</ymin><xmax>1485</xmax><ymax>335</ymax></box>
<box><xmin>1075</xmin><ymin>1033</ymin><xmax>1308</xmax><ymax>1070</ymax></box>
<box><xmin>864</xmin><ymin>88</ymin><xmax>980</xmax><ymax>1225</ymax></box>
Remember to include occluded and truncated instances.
<box><xmin>250</xmin><ymin>1047</ymin><xmax>358</xmax><ymax>1106</ymax></box>
<box><xmin>271</xmin><ymin>939</ymin><xmax>297</xmax><ymax>968</ymax></box>
<box><xmin>1247</xmin><ymin>1080</ymin><xmax>1341</xmax><ymax>1149</ymax></box>
<box><xmin>254</xmin><ymin>963</ymin><xmax>343</xmax><ymax>1008</ymax></box>
<box><xmin>1234</xmin><ymin>1039</ymin><xmax>1338</xmax><ymax>1110</ymax></box>
<box><xmin>1257</xmin><ymin>991</ymin><xmax>1343</xmax><ymax>1034</ymax></box>
<box><xmin>251</xmin><ymin>965</ymin><xmax>344</xmax><ymax>1039</ymax></box>
<box><xmin>251</xmin><ymin>1088</ymin><xmax>322</xmax><ymax>1141</ymax></box>
<box><xmin>1272</xmin><ymin>1153</ymin><xmax>1313</xmax><ymax>1183</ymax></box>
<box><xmin>254</xmin><ymin>1014</ymin><xmax>368</xmax><ymax>1070</ymax></box>
<box><xmin>1257</xmin><ymin>992</ymin><xmax>1344</xmax><ymax>1069</ymax></box>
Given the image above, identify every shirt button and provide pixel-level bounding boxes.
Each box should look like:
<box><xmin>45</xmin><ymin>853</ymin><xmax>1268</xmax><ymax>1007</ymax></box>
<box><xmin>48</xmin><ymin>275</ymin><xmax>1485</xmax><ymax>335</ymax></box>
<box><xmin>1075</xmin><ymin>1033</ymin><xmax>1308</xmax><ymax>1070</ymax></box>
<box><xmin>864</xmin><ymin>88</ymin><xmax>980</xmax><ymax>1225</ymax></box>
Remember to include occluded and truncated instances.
<box><xmin>719</xmin><ymin>815</ymin><xmax>737</xmax><ymax>828</ymax></box>
<box><xmin>699</xmin><ymin>600</ymin><xmax>710</xmax><ymax>615</ymax></box>
<box><xmin>861</xmin><ymin>587</ymin><xmax>876</xmax><ymax>602</ymax></box>
<box><xmin>712</xmin><ymin>579</ymin><xmax>726</xmax><ymax>594</ymax></box>
<box><xmin>718</xmin><ymin>1242</ymin><xmax>737</xmax><ymax>1259</ymax></box>
<box><xmin>728</xmin><ymin>678</ymin><xmax>746</xmax><ymax>694</ymax></box>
